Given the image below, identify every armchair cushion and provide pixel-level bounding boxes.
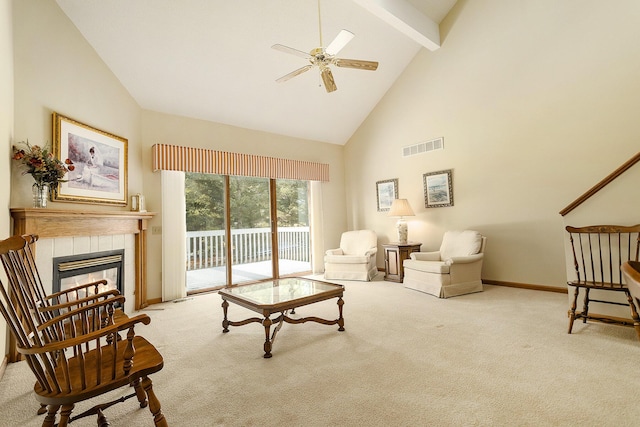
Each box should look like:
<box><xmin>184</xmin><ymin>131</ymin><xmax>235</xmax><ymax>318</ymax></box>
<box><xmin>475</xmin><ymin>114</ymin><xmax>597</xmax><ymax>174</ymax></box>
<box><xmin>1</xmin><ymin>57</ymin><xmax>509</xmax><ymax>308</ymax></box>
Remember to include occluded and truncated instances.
<box><xmin>403</xmin><ymin>260</ymin><xmax>450</xmax><ymax>274</ymax></box>
<box><xmin>439</xmin><ymin>230</ymin><xmax>483</xmax><ymax>260</ymax></box>
<box><xmin>338</xmin><ymin>229</ymin><xmax>378</xmax><ymax>255</ymax></box>
<box><xmin>324</xmin><ymin>254</ymin><xmax>373</xmax><ymax>264</ymax></box>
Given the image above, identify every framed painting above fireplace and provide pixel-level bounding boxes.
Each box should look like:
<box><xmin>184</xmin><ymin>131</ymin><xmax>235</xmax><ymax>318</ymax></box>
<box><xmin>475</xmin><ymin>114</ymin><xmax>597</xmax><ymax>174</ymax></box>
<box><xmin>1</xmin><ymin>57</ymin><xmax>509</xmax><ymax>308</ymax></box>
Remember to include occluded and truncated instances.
<box><xmin>53</xmin><ymin>112</ymin><xmax>128</xmax><ymax>206</ymax></box>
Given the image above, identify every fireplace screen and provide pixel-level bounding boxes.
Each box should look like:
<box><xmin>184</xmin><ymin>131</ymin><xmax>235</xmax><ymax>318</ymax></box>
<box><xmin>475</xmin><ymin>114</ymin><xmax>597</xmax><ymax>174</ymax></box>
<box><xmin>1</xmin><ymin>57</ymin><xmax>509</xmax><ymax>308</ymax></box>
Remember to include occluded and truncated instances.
<box><xmin>53</xmin><ymin>249</ymin><xmax>124</xmax><ymax>299</ymax></box>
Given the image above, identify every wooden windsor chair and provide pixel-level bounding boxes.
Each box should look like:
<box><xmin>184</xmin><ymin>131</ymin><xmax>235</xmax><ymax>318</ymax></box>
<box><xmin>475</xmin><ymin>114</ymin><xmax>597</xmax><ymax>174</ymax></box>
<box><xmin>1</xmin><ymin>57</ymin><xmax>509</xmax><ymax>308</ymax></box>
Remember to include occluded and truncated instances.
<box><xmin>0</xmin><ymin>281</ymin><xmax>167</xmax><ymax>426</ymax></box>
<box><xmin>0</xmin><ymin>234</ymin><xmax>167</xmax><ymax>426</ymax></box>
<box><xmin>566</xmin><ymin>225</ymin><xmax>640</xmax><ymax>339</ymax></box>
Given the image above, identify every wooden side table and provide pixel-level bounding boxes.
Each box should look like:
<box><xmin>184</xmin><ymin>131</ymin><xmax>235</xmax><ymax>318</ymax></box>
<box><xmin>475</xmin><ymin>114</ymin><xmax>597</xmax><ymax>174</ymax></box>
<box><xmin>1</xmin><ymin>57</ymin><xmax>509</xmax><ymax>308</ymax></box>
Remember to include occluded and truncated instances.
<box><xmin>382</xmin><ymin>242</ymin><xmax>422</xmax><ymax>283</ymax></box>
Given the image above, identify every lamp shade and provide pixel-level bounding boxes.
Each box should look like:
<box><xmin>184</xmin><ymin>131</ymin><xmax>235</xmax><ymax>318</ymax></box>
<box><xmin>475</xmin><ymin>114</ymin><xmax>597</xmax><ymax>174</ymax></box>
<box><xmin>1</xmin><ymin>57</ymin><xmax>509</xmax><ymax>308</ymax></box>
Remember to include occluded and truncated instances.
<box><xmin>388</xmin><ymin>199</ymin><xmax>415</xmax><ymax>217</ymax></box>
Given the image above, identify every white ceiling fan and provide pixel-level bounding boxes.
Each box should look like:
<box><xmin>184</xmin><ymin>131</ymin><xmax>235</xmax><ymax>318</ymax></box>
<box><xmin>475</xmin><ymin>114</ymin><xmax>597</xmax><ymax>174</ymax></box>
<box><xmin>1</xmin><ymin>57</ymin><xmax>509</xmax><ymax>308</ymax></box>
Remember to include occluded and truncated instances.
<box><xmin>272</xmin><ymin>0</ymin><xmax>379</xmax><ymax>93</ymax></box>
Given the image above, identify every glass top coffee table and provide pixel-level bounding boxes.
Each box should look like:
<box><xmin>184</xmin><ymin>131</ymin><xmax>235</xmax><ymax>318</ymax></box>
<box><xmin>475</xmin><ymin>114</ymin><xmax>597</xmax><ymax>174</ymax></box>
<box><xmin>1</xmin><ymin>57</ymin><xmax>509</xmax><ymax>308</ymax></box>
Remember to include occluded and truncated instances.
<box><xmin>219</xmin><ymin>277</ymin><xmax>345</xmax><ymax>358</ymax></box>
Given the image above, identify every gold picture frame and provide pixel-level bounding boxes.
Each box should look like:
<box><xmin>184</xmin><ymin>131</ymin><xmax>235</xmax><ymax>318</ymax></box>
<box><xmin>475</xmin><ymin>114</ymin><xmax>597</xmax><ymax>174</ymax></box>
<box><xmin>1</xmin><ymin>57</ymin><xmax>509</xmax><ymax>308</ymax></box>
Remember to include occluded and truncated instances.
<box><xmin>53</xmin><ymin>112</ymin><xmax>128</xmax><ymax>206</ymax></box>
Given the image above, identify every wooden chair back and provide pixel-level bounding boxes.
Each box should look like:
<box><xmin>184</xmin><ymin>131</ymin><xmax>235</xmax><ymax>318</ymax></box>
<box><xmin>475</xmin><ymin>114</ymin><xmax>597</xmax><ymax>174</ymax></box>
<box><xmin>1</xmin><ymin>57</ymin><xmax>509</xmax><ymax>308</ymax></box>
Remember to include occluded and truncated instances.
<box><xmin>566</xmin><ymin>225</ymin><xmax>640</xmax><ymax>287</ymax></box>
<box><xmin>0</xmin><ymin>234</ymin><xmax>119</xmax><ymax>312</ymax></box>
<box><xmin>0</xmin><ymin>235</ymin><xmax>125</xmax><ymax>346</ymax></box>
<box><xmin>565</xmin><ymin>225</ymin><xmax>640</xmax><ymax>339</ymax></box>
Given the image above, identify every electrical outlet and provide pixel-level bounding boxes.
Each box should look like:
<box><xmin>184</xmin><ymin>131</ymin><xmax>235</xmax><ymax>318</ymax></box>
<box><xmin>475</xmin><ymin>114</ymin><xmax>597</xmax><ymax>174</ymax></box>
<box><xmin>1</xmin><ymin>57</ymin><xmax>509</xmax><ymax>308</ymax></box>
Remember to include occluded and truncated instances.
<box><xmin>152</xmin><ymin>226</ymin><xmax>162</xmax><ymax>235</ymax></box>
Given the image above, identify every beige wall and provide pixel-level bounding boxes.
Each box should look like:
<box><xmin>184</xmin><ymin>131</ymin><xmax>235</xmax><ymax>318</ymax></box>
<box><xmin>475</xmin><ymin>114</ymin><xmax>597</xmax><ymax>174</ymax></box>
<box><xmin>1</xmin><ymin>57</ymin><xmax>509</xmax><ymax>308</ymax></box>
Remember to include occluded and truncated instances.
<box><xmin>11</xmin><ymin>0</ymin><xmax>142</xmax><ymax>207</ymax></box>
<box><xmin>345</xmin><ymin>0</ymin><xmax>640</xmax><ymax>289</ymax></box>
<box><xmin>8</xmin><ymin>1</ymin><xmax>347</xmax><ymax>309</ymax></box>
<box><xmin>1</xmin><ymin>0</ymin><xmax>13</xmax><ymax>362</ymax></box>
<box><xmin>140</xmin><ymin>110</ymin><xmax>346</xmax><ymax>301</ymax></box>
<box><xmin>7</xmin><ymin>0</ymin><xmax>640</xmax><ymax>355</ymax></box>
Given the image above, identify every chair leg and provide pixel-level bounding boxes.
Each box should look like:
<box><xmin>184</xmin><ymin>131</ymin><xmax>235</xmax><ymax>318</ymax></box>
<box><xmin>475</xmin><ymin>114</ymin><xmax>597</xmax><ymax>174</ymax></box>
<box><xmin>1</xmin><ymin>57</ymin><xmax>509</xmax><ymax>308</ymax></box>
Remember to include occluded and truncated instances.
<box><xmin>568</xmin><ymin>286</ymin><xmax>580</xmax><ymax>333</ymax></box>
<box><xmin>582</xmin><ymin>288</ymin><xmax>591</xmax><ymax>324</ymax></box>
<box><xmin>57</xmin><ymin>404</ymin><xmax>74</xmax><ymax>427</ymax></box>
<box><xmin>42</xmin><ymin>405</ymin><xmax>60</xmax><ymax>427</ymax></box>
<box><xmin>37</xmin><ymin>403</ymin><xmax>47</xmax><ymax>415</ymax></box>
<box><xmin>142</xmin><ymin>376</ymin><xmax>168</xmax><ymax>427</ymax></box>
<box><xmin>624</xmin><ymin>291</ymin><xmax>640</xmax><ymax>341</ymax></box>
<box><xmin>97</xmin><ymin>409</ymin><xmax>111</xmax><ymax>427</ymax></box>
<box><xmin>131</xmin><ymin>377</ymin><xmax>149</xmax><ymax>408</ymax></box>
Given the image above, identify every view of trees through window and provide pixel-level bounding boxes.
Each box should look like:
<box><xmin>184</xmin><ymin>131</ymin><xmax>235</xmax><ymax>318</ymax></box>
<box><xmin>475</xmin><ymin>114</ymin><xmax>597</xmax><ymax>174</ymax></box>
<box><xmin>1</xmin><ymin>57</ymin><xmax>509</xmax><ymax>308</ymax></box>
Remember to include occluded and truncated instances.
<box><xmin>185</xmin><ymin>173</ymin><xmax>308</xmax><ymax>231</ymax></box>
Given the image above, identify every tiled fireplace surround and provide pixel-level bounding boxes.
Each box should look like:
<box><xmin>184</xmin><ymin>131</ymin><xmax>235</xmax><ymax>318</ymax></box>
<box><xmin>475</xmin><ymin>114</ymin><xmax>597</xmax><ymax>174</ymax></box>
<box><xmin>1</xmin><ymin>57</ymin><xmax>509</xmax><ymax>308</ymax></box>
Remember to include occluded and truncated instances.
<box><xmin>9</xmin><ymin>208</ymin><xmax>154</xmax><ymax>361</ymax></box>
<box><xmin>10</xmin><ymin>208</ymin><xmax>154</xmax><ymax>310</ymax></box>
<box><xmin>39</xmin><ymin>235</ymin><xmax>134</xmax><ymax>312</ymax></box>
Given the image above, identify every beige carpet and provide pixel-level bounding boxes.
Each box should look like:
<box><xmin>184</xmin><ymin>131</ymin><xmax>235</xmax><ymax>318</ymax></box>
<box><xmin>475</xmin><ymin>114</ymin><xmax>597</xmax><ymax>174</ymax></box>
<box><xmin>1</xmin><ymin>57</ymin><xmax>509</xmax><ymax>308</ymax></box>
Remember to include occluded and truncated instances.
<box><xmin>1</xmin><ymin>275</ymin><xmax>640</xmax><ymax>426</ymax></box>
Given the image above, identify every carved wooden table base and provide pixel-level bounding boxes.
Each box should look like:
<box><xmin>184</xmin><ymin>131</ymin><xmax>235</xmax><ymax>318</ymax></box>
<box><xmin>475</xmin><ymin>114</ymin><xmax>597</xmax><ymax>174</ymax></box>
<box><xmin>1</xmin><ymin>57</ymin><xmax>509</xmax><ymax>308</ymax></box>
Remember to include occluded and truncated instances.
<box><xmin>219</xmin><ymin>278</ymin><xmax>345</xmax><ymax>358</ymax></box>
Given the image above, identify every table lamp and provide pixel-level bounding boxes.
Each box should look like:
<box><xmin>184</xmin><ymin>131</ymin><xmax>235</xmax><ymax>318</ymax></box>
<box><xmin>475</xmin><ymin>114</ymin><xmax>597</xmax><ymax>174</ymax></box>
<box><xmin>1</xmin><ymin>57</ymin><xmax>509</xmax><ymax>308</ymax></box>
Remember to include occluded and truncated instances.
<box><xmin>388</xmin><ymin>198</ymin><xmax>415</xmax><ymax>244</ymax></box>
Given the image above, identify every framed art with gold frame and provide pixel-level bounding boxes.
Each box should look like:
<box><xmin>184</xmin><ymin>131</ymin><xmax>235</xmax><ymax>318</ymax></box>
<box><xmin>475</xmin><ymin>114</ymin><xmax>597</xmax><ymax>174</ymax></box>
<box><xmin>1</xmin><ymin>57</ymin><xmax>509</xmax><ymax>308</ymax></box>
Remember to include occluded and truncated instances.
<box><xmin>53</xmin><ymin>112</ymin><xmax>128</xmax><ymax>206</ymax></box>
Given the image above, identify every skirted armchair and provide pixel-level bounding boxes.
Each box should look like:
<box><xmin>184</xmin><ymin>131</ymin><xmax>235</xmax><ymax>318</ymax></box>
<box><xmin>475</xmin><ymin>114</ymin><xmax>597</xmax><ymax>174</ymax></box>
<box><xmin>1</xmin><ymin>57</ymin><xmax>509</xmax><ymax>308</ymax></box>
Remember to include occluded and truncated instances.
<box><xmin>324</xmin><ymin>230</ymin><xmax>378</xmax><ymax>281</ymax></box>
<box><xmin>403</xmin><ymin>230</ymin><xmax>486</xmax><ymax>298</ymax></box>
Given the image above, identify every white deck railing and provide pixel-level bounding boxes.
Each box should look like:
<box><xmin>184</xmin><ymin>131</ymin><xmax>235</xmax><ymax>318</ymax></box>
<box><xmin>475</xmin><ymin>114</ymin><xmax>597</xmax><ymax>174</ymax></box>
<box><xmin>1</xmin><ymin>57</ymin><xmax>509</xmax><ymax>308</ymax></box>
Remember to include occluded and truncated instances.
<box><xmin>186</xmin><ymin>227</ymin><xmax>310</xmax><ymax>270</ymax></box>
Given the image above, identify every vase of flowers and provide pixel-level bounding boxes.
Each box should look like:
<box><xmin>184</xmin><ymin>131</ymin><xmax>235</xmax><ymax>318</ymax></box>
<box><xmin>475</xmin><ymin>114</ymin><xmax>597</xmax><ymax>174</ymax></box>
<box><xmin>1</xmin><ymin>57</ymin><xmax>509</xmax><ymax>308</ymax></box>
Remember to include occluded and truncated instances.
<box><xmin>12</xmin><ymin>140</ymin><xmax>75</xmax><ymax>208</ymax></box>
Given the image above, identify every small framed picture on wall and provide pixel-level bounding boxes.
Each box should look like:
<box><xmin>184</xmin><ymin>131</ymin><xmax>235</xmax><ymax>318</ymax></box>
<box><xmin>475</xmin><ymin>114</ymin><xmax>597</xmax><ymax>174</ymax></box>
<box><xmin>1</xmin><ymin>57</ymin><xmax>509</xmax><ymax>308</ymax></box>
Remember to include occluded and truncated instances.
<box><xmin>423</xmin><ymin>169</ymin><xmax>453</xmax><ymax>208</ymax></box>
<box><xmin>376</xmin><ymin>178</ymin><xmax>398</xmax><ymax>212</ymax></box>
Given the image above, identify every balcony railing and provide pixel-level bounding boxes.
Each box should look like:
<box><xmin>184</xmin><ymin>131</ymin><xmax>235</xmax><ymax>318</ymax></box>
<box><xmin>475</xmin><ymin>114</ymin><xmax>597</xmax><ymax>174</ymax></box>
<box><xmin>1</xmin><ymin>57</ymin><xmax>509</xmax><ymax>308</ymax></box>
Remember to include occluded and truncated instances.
<box><xmin>186</xmin><ymin>227</ymin><xmax>310</xmax><ymax>271</ymax></box>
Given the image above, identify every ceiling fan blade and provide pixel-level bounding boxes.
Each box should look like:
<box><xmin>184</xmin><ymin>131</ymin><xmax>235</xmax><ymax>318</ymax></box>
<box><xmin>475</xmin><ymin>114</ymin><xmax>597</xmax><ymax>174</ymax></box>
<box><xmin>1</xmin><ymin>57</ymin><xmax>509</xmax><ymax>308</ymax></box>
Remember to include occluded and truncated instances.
<box><xmin>272</xmin><ymin>44</ymin><xmax>312</xmax><ymax>60</ymax></box>
<box><xmin>321</xmin><ymin>68</ymin><xmax>337</xmax><ymax>93</ymax></box>
<box><xmin>325</xmin><ymin>29</ymin><xmax>355</xmax><ymax>56</ymax></box>
<box><xmin>276</xmin><ymin>65</ymin><xmax>313</xmax><ymax>83</ymax></box>
<box><xmin>335</xmin><ymin>58</ymin><xmax>379</xmax><ymax>71</ymax></box>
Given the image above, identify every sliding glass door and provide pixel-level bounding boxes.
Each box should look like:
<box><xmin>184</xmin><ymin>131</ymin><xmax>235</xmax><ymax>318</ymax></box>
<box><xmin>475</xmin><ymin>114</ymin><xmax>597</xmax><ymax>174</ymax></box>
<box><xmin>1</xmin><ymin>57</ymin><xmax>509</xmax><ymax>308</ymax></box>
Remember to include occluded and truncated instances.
<box><xmin>229</xmin><ymin>176</ymin><xmax>273</xmax><ymax>284</ymax></box>
<box><xmin>276</xmin><ymin>179</ymin><xmax>311</xmax><ymax>276</ymax></box>
<box><xmin>185</xmin><ymin>174</ymin><xmax>311</xmax><ymax>293</ymax></box>
<box><xmin>185</xmin><ymin>173</ymin><xmax>227</xmax><ymax>291</ymax></box>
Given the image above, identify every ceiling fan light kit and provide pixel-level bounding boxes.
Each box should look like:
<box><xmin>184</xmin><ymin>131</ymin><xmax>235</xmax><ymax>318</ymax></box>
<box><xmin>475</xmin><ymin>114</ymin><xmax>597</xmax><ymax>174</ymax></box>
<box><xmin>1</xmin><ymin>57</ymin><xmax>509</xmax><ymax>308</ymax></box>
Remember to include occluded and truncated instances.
<box><xmin>272</xmin><ymin>1</ymin><xmax>378</xmax><ymax>93</ymax></box>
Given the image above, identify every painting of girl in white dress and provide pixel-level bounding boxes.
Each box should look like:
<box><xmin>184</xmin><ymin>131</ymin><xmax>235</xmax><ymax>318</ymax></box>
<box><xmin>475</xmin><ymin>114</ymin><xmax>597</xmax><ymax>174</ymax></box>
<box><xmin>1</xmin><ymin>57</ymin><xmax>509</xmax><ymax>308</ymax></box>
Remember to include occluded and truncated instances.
<box><xmin>67</xmin><ymin>134</ymin><xmax>120</xmax><ymax>193</ymax></box>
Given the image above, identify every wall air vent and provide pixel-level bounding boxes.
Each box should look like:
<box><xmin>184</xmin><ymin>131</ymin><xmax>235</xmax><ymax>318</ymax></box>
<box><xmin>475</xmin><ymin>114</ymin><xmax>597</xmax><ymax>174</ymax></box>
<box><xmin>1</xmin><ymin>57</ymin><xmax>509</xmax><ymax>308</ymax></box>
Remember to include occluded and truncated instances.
<box><xmin>402</xmin><ymin>137</ymin><xmax>444</xmax><ymax>157</ymax></box>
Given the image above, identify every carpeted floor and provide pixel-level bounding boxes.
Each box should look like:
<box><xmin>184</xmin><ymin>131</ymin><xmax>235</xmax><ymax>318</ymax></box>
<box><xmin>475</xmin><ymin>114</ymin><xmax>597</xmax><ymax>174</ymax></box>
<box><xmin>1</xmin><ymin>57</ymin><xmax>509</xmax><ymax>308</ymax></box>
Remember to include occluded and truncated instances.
<box><xmin>1</xmin><ymin>275</ymin><xmax>640</xmax><ymax>426</ymax></box>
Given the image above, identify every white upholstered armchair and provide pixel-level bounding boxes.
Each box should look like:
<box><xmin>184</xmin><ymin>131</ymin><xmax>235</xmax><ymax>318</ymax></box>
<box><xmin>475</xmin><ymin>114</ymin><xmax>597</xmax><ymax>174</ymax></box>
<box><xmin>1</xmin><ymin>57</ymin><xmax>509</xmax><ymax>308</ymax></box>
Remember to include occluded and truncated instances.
<box><xmin>403</xmin><ymin>230</ymin><xmax>486</xmax><ymax>298</ymax></box>
<box><xmin>324</xmin><ymin>230</ymin><xmax>378</xmax><ymax>281</ymax></box>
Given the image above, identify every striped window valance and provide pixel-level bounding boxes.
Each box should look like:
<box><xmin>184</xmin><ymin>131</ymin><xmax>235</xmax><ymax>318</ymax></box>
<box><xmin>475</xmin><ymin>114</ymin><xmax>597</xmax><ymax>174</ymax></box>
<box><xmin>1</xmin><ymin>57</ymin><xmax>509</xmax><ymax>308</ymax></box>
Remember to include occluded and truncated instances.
<box><xmin>152</xmin><ymin>144</ymin><xmax>329</xmax><ymax>182</ymax></box>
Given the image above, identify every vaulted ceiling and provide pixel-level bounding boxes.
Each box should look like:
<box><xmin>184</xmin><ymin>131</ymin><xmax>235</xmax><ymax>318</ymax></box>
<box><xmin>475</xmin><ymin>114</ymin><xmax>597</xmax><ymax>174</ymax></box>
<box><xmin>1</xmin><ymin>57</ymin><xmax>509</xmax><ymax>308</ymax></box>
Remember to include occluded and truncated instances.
<box><xmin>55</xmin><ymin>0</ymin><xmax>458</xmax><ymax>145</ymax></box>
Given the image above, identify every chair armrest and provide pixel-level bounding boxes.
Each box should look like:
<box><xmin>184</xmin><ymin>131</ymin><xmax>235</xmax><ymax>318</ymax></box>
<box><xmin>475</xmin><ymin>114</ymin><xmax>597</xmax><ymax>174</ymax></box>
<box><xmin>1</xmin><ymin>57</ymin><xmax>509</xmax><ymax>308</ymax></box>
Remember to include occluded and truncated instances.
<box><xmin>22</xmin><ymin>312</ymin><xmax>150</xmax><ymax>355</ymax></box>
<box><xmin>326</xmin><ymin>248</ymin><xmax>344</xmax><ymax>256</ymax></box>
<box><xmin>37</xmin><ymin>295</ymin><xmax>127</xmax><ymax>333</ymax></box>
<box><xmin>364</xmin><ymin>248</ymin><xmax>378</xmax><ymax>257</ymax></box>
<box><xmin>446</xmin><ymin>253</ymin><xmax>484</xmax><ymax>265</ymax></box>
<box><xmin>410</xmin><ymin>251</ymin><xmax>441</xmax><ymax>261</ymax></box>
<box><xmin>39</xmin><ymin>289</ymin><xmax>122</xmax><ymax>312</ymax></box>
<box><xmin>45</xmin><ymin>279</ymin><xmax>114</xmax><ymax>302</ymax></box>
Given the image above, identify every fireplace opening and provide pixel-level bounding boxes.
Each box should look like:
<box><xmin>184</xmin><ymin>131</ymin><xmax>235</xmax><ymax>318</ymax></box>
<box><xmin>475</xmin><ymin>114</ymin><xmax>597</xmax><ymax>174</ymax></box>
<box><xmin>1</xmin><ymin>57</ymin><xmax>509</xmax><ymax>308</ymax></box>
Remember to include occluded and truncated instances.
<box><xmin>52</xmin><ymin>249</ymin><xmax>124</xmax><ymax>300</ymax></box>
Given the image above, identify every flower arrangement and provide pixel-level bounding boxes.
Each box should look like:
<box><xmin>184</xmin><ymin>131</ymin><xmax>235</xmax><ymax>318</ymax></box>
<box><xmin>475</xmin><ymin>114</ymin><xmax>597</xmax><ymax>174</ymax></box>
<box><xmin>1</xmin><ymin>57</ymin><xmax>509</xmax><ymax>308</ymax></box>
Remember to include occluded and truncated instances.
<box><xmin>12</xmin><ymin>140</ymin><xmax>75</xmax><ymax>187</ymax></box>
